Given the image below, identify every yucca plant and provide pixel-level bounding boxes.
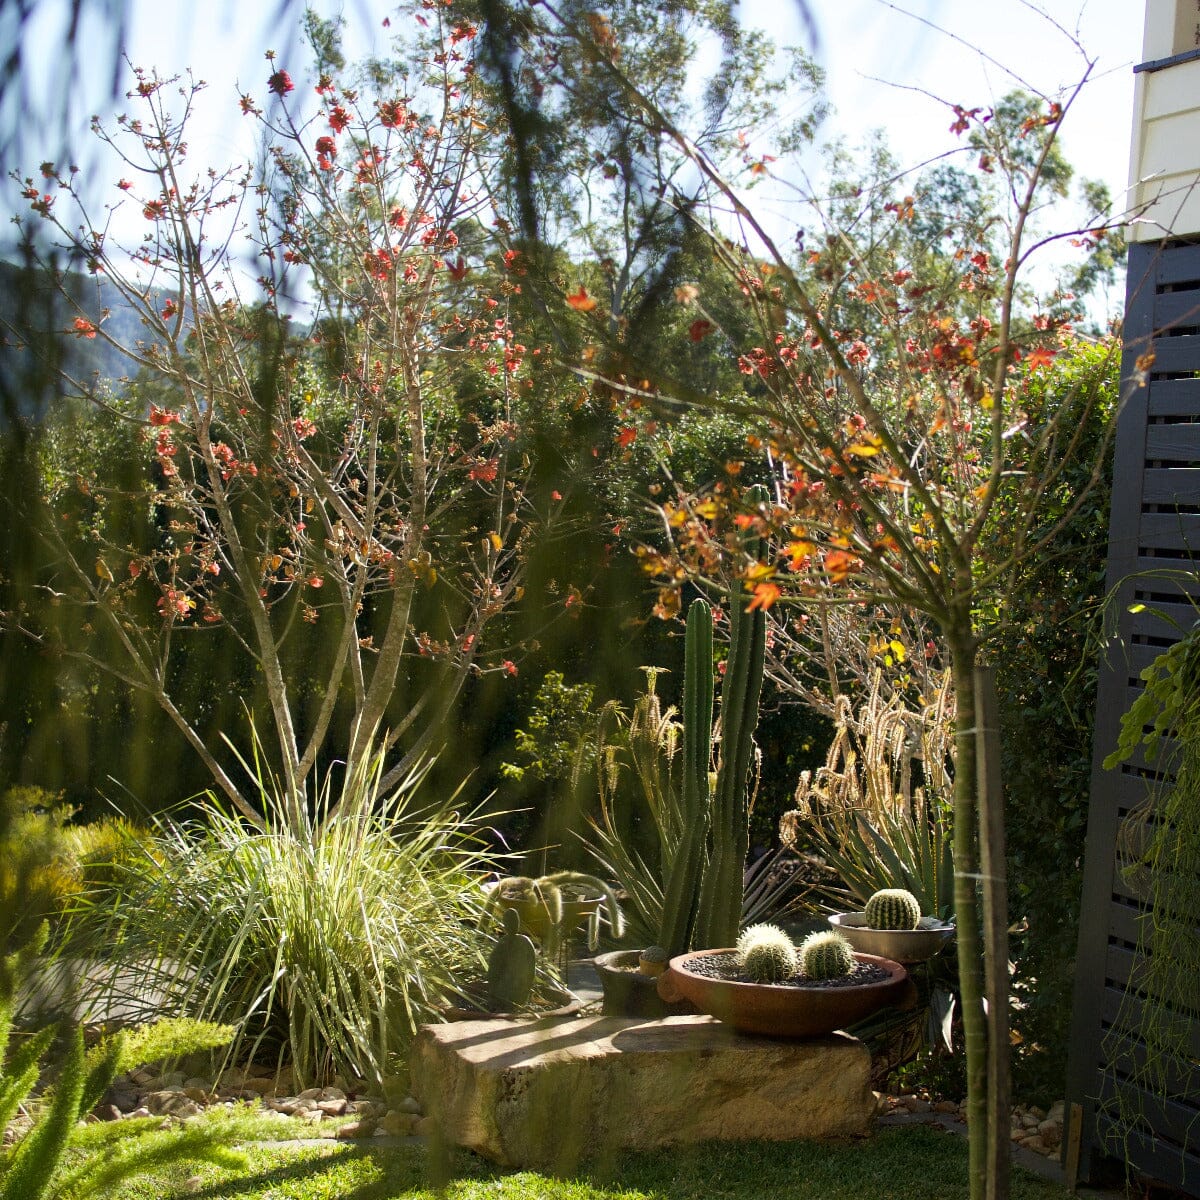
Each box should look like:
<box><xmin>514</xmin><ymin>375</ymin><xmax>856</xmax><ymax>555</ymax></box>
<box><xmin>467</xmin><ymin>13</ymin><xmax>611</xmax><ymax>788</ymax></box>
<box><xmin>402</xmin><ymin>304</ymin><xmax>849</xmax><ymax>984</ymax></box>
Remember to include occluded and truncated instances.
<box><xmin>81</xmin><ymin>736</ymin><xmax>494</xmax><ymax>1086</ymax></box>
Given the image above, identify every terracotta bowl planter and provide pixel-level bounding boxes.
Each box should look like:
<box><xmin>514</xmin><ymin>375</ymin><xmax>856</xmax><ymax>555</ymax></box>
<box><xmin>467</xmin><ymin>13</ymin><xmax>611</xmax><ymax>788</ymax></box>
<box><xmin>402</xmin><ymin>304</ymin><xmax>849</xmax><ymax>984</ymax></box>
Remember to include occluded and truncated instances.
<box><xmin>827</xmin><ymin>913</ymin><xmax>955</xmax><ymax>964</ymax></box>
<box><xmin>593</xmin><ymin>949</ymin><xmax>697</xmax><ymax>1018</ymax></box>
<box><xmin>656</xmin><ymin>948</ymin><xmax>911</xmax><ymax>1037</ymax></box>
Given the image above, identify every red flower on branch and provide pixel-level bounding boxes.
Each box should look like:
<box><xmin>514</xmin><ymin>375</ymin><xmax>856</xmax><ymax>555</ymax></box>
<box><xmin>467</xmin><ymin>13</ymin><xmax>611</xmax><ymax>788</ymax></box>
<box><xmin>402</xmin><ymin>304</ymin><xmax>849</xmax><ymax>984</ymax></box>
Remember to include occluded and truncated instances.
<box><xmin>268</xmin><ymin>70</ymin><xmax>294</xmax><ymax>97</ymax></box>
<box><xmin>72</xmin><ymin>317</ymin><xmax>97</xmax><ymax>339</ymax></box>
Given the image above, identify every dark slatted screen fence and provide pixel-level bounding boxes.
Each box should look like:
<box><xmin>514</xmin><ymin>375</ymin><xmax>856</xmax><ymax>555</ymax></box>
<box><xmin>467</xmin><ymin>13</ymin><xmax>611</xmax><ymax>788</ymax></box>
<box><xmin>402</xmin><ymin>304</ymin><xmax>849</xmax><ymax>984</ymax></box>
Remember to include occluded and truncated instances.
<box><xmin>1065</xmin><ymin>239</ymin><xmax>1200</xmax><ymax>1195</ymax></box>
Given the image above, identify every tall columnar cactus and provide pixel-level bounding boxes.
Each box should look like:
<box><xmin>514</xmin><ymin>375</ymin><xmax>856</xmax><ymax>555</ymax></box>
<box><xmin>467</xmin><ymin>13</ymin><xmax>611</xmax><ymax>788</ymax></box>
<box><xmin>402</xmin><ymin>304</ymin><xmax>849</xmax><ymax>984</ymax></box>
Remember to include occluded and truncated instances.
<box><xmin>865</xmin><ymin>888</ymin><xmax>922</xmax><ymax>931</ymax></box>
<box><xmin>694</xmin><ymin>485</ymin><xmax>769</xmax><ymax>950</ymax></box>
<box><xmin>657</xmin><ymin>597</ymin><xmax>714</xmax><ymax>956</ymax></box>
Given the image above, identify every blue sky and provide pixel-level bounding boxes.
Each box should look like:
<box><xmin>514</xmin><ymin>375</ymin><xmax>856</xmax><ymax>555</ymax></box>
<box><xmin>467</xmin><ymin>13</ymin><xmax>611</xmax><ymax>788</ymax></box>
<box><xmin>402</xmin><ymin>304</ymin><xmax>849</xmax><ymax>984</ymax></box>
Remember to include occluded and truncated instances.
<box><xmin>5</xmin><ymin>0</ymin><xmax>1145</xmax><ymax>316</ymax></box>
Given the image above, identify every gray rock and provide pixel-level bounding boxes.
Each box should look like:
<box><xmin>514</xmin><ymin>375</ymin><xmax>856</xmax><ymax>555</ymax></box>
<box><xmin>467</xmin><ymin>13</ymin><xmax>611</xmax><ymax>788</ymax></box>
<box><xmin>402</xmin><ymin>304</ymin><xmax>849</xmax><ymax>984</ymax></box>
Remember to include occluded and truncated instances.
<box><xmin>412</xmin><ymin>1013</ymin><xmax>875</xmax><ymax>1170</ymax></box>
<box><xmin>143</xmin><ymin>1091</ymin><xmax>201</xmax><ymax>1118</ymax></box>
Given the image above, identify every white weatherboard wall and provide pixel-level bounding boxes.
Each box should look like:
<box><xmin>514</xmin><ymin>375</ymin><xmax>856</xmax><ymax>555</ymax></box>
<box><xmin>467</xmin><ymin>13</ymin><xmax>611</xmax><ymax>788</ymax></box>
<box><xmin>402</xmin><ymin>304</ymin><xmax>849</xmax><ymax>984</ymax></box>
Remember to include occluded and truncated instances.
<box><xmin>1129</xmin><ymin>0</ymin><xmax>1200</xmax><ymax>241</ymax></box>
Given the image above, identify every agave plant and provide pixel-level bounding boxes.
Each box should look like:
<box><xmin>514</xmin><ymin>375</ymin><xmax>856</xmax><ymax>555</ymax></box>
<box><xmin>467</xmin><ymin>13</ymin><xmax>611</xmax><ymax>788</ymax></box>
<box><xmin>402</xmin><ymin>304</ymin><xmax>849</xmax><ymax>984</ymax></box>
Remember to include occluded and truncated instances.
<box><xmin>81</xmin><ymin>735</ymin><xmax>494</xmax><ymax>1086</ymax></box>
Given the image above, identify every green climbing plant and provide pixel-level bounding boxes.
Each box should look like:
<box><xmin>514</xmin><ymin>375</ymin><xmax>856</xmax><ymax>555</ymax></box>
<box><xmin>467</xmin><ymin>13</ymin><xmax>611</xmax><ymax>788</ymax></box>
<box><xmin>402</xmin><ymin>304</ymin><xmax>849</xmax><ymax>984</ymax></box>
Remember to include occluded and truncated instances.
<box><xmin>1100</xmin><ymin>609</ymin><xmax>1200</xmax><ymax>1173</ymax></box>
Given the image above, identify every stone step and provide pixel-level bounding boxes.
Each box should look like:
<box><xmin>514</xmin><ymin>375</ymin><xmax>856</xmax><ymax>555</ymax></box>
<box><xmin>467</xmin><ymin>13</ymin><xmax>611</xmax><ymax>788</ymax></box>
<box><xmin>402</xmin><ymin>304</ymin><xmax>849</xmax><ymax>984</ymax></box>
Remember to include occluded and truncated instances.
<box><xmin>411</xmin><ymin>1013</ymin><xmax>874</xmax><ymax>1171</ymax></box>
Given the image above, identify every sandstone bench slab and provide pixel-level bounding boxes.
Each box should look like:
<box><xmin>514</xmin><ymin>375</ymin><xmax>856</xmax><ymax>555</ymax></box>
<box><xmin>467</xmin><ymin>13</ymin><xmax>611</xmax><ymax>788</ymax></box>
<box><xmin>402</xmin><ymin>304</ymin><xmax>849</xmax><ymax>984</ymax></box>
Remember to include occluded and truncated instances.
<box><xmin>411</xmin><ymin>1013</ymin><xmax>874</xmax><ymax>1170</ymax></box>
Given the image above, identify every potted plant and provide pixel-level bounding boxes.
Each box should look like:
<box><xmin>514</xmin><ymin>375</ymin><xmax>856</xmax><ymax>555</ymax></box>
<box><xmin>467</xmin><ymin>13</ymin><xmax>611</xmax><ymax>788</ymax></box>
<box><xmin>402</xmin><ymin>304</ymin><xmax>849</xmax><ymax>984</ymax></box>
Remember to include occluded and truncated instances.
<box><xmin>589</xmin><ymin>553</ymin><xmax>773</xmax><ymax>1017</ymax></box>
<box><xmin>441</xmin><ymin>907</ymin><xmax>583</xmax><ymax>1022</ymax></box>
<box><xmin>483</xmin><ymin>871</ymin><xmax>623</xmax><ymax>958</ymax></box>
<box><xmin>828</xmin><ymin>887</ymin><xmax>955</xmax><ymax>965</ymax></box>
<box><xmin>655</xmin><ymin>924</ymin><xmax>912</xmax><ymax>1037</ymax></box>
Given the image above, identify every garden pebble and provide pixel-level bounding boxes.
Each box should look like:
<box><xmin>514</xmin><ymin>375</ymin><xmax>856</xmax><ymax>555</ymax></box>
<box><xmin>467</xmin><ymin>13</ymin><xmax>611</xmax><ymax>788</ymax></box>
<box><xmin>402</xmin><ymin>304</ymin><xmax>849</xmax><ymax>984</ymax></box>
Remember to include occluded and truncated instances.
<box><xmin>381</xmin><ymin>1110</ymin><xmax>419</xmax><ymax>1136</ymax></box>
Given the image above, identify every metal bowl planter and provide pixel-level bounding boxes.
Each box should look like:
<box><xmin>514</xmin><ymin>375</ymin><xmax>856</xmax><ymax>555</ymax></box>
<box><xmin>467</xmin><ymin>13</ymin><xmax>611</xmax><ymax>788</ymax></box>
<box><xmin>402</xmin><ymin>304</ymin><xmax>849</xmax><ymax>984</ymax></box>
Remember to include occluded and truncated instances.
<box><xmin>656</xmin><ymin>948</ymin><xmax>911</xmax><ymax>1038</ymax></box>
<box><xmin>827</xmin><ymin>913</ymin><xmax>955</xmax><ymax>964</ymax></box>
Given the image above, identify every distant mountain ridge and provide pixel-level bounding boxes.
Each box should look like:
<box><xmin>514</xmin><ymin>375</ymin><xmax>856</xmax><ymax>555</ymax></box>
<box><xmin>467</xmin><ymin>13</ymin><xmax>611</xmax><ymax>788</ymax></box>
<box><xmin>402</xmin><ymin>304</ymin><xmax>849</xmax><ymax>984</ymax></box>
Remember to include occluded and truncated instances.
<box><xmin>0</xmin><ymin>259</ymin><xmax>170</xmax><ymax>422</ymax></box>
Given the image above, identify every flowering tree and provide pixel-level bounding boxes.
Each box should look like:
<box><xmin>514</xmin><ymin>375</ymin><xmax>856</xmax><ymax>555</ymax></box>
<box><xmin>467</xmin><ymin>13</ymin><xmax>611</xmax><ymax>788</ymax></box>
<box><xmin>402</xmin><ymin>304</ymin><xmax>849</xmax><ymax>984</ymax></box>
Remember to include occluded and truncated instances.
<box><xmin>7</xmin><ymin>12</ymin><xmax>551</xmax><ymax>830</ymax></box>
<box><xmin>473</xmin><ymin>5</ymin><xmax>1125</xmax><ymax>1197</ymax></box>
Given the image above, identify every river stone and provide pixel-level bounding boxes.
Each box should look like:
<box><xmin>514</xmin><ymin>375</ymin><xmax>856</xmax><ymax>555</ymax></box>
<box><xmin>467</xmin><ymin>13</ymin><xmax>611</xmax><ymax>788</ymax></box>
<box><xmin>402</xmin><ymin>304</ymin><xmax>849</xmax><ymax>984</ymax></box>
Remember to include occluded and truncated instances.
<box><xmin>411</xmin><ymin>1014</ymin><xmax>874</xmax><ymax>1170</ymax></box>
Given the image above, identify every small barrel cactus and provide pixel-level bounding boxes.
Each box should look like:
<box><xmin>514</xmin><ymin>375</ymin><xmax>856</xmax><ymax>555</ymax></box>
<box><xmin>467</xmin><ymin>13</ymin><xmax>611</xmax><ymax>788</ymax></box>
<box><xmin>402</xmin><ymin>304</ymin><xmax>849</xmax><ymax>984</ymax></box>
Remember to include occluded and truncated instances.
<box><xmin>487</xmin><ymin>907</ymin><xmax>537</xmax><ymax>1011</ymax></box>
<box><xmin>638</xmin><ymin>946</ymin><xmax>670</xmax><ymax>977</ymax></box>
<box><xmin>736</xmin><ymin>923</ymin><xmax>798</xmax><ymax>983</ymax></box>
<box><xmin>798</xmin><ymin>930</ymin><xmax>855</xmax><ymax>980</ymax></box>
<box><xmin>864</xmin><ymin>888</ymin><xmax>922</xmax><ymax>931</ymax></box>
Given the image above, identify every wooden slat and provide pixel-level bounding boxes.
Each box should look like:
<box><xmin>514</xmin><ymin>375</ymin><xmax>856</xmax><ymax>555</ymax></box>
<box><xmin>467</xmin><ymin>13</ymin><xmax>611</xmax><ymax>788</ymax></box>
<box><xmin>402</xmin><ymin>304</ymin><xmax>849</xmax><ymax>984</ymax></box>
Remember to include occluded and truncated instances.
<box><xmin>1143</xmin><ymin>466</ymin><xmax>1200</xmax><ymax>502</ymax></box>
<box><xmin>1147</xmin><ymin>378</ymin><xmax>1200</xmax><ymax>416</ymax></box>
<box><xmin>1094</xmin><ymin>1118</ymin><xmax>1200</xmax><ymax>1193</ymax></box>
<box><xmin>1139</xmin><ymin>511</ymin><xmax>1200</xmax><ymax>549</ymax></box>
<box><xmin>1149</xmin><ymin>333</ymin><xmax>1200</xmax><ymax>375</ymax></box>
<box><xmin>1156</xmin><ymin>242</ymin><xmax>1200</xmax><ymax>286</ymax></box>
<box><xmin>1101</xmin><ymin>987</ymin><xmax>1200</xmax><ymax>1060</ymax></box>
<box><xmin>1153</xmin><ymin>288</ymin><xmax>1200</xmax><ymax>331</ymax></box>
<box><xmin>1145</xmin><ymin>424</ymin><xmax>1200</xmax><ymax>461</ymax></box>
<box><xmin>1097</xmin><ymin>1073</ymin><xmax>1200</xmax><ymax>1151</ymax></box>
<box><xmin>1136</xmin><ymin>552</ymin><xmax>1200</xmax><ymax>576</ymax></box>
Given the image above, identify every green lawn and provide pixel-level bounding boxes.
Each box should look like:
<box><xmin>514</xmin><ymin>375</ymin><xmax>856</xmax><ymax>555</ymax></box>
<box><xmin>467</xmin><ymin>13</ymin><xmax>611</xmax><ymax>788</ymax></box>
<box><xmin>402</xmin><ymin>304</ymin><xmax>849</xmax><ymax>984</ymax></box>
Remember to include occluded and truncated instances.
<box><xmin>103</xmin><ymin>1124</ymin><xmax>1070</xmax><ymax>1200</ymax></box>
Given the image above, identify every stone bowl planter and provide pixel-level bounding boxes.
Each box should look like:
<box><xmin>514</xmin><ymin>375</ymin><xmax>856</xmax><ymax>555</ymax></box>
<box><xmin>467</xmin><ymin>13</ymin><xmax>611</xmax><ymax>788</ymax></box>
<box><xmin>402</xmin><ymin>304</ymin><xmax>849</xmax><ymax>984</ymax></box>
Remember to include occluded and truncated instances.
<box><xmin>593</xmin><ymin>949</ymin><xmax>697</xmax><ymax>1018</ymax></box>
<box><xmin>441</xmin><ymin>980</ymin><xmax>583</xmax><ymax>1023</ymax></box>
<box><xmin>656</xmin><ymin>948</ymin><xmax>910</xmax><ymax>1038</ymax></box>
<box><xmin>827</xmin><ymin>913</ymin><xmax>955</xmax><ymax>964</ymax></box>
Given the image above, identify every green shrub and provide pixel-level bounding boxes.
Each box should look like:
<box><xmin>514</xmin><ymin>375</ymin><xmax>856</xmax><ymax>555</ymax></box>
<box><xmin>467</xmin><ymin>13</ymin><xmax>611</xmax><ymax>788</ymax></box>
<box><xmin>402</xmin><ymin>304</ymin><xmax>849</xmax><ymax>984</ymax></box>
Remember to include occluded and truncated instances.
<box><xmin>85</xmin><ymin>748</ymin><xmax>493</xmax><ymax>1086</ymax></box>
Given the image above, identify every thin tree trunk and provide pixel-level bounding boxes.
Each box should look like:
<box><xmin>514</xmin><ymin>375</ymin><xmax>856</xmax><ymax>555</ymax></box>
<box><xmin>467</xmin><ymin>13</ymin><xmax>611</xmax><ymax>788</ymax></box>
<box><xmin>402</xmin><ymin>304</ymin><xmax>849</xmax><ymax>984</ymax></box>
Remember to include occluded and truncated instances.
<box><xmin>948</xmin><ymin>625</ymin><xmax>987</xmax><ymax>1200</ymax></box>
<box><xmin>975</xmin><ymin>665</ymin><xmax>1011</xmax><ymax>1200</ymax></box>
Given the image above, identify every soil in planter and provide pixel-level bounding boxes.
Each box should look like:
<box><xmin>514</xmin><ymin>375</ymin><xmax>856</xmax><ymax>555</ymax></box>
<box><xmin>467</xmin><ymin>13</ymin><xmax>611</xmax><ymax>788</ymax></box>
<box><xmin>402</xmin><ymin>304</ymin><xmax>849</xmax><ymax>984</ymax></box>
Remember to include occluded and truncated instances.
<box><xmin>684</xmin><ymin>950</ymin><xmax>890</xmax><ymax>989</ymax></box>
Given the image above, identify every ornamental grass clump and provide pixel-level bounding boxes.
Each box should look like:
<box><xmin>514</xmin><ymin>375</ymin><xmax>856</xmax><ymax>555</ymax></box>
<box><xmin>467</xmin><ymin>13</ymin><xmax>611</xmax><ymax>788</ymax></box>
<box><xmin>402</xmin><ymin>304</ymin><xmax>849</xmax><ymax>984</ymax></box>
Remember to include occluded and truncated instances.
<box><xmin>736</xmin><ymin>923</ymin><xmax>798</xmax><ymax>983</ymax></box>
<box><xmin>85</xmin><ymin>740</ymin><xmax>493</xmax><ymax>1087</ymax></box>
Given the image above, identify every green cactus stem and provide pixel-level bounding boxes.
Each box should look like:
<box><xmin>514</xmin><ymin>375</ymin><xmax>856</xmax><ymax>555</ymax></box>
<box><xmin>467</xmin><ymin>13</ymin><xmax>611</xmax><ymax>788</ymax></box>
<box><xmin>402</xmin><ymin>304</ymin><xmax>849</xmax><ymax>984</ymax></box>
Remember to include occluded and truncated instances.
<box><xmin>695</xmin><ymin>484</ymin><xmax>769</xmax><ymax>949</ymax></box>
<box><xmin>865</xmin><ymin>888</ymin><xmax>922</xmax><ymax>930</ymax></box>
<box><xmin>799</xmin><ymin>930</ymin><xmax>856</xmax><ymax>980</ymax></box>
<box><xmin>657</xmin><ymin>597</ymin><xmax>714</xmax><ymax>956</ymax></box>
<box><xmin>487</xmin><ymin>907</ymin><xmax>537</xmax><ymax>1012</ymax></box>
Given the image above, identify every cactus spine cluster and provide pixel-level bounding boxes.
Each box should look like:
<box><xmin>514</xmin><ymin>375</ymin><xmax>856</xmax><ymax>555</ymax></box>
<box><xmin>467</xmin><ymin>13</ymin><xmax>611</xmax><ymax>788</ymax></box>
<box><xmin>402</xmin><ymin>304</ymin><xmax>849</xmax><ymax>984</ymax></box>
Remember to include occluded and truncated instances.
<box><xmin>737</xmin><ymin>923</ymin><xmax>798</xmax><ymax>983</ymax></box>
<box><xmin>865</xmin><ymin>888</ymin><xmax>922</xmax><ymax>930</ymax></box>
<box><xmin>638</xmin><ymin>945</ymin><xmax>670</xmax><ymax>977</ymax></box>
<box><xmin>799</xmin><ymin>930</ymin><xmax>856</xmax><ymax>980</ymax></box>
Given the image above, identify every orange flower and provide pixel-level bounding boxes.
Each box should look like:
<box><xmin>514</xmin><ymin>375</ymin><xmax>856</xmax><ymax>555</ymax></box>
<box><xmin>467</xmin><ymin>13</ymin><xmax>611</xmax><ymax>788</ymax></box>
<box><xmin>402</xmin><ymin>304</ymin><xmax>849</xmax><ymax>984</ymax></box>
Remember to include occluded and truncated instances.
<box><xmin>746</xmin><ymin>581</ymin><xmax>781</xmax><ymax>611</ymax></box>
<box><xmin>824</xmin><ymin>550</ymin><xmax>861</xmax><ymax>583</ymax></box>
<box><xmin>565</xmin><ymin>286</ymin><xmax>597</xmax><ymax>312</ymax></box>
